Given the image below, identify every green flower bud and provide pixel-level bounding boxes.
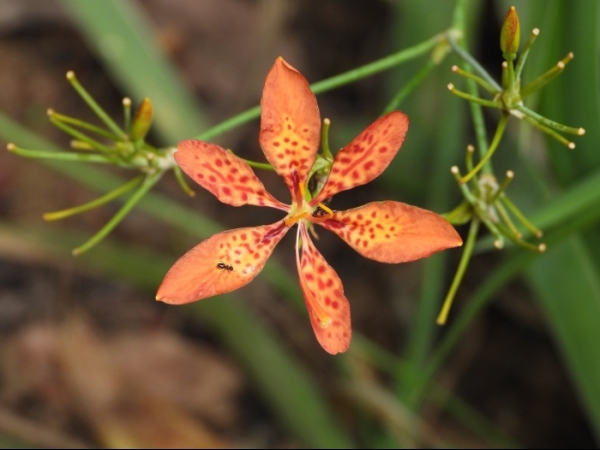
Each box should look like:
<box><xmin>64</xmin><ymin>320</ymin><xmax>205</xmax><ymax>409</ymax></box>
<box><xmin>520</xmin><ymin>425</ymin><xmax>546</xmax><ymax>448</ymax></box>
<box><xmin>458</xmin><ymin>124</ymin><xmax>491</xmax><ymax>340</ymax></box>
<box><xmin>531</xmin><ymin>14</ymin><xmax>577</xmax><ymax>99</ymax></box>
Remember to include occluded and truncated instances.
<box><xmin>500</xmin><ymin>6</ymin><xmax>520</xmax><ymax>55</ymax></box>
<box><xmin>130</xmin><ymin>97</ymin><xmax>153</xmax><ymax>141</ymax></box>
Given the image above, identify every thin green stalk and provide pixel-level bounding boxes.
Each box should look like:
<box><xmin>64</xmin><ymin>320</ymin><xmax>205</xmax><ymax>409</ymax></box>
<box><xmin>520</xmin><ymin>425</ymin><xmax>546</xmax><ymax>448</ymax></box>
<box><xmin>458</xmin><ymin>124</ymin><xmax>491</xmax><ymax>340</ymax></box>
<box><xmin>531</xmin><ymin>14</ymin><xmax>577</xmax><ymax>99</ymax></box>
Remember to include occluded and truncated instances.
<box><xmin>451</xmin><ymin>65</ymin><xmax>499</xmax><ymax>95</ymax></box>
<box><xmin>437</xmin><ymin>218</ymin><xmax>480</xmax><ymax>325</ymax></box>
<box><xmin>195</xmin><ymin>34</ymin><xmax>443</xmax><ymax>141</ymax></box>
<box><xmin>66</xmin><ymin>71</ymin><xmax>126</xmax><ymax>139</ymax></box>
<box><xmin>520</xmin><ymin>52</ymin><xmax>573</xmax><ymax>99</ymax></box>
<box><xmin>520</xmin><ymin>112</ymin><xmax>576</xmax><ymax>148</ymax></box>
<box><xmin>7</xmin><ymin>144</ymin><xmax>111</xmax><ymax>164</ymax></box>
<box><xmin>49</xmin><ymin>118</ymin><xmax>118</xmax><ymax>155</ymax></box>
<box><xmin>514</xmin><ymin>28</ymin><xmax>540</xmax><ymax>83</ymax></box>
<box><xmin>320</xmin><ymin>118</ymin><xmax>333</xmax><ymax>159</ymax></box>
<box><xmin>382</xmin><ymin>60</ymin><xmax>435</xmax><ymax>114</ymax></box>
<box><xmin>44</xmin><ymin>175</ymin><xmax>144</xmax><ymax>221</ymax></box>
<box><xmin>72</xmin><ymin>171</ymin><xmax>162</xmax><ymax>255</ymax></box>
<box><xmin>516</xmin><ymin>103</ymin><xmax>584</xmax><ymax>135</ymax></box>
<box><xmin>123</xmin><ymin>97</ymin><xmax>132</xmax><ymax>132</ymax></box>
<box><xmin>460</xmin><ymin>114</ymin><xmax>508</xmax><ymax>183</ymax></box>
<box><xmin>494</xmin><ymin>200</ymin><xmax>521</xmax><ymax>238</ymax></box>
<box><xmin>501</xmin><ymin>195</ymin><xmax>543</xmax><ymax>238</ymax></box>
<box><xmin>50</xmin><ymin>111</ymin><xmax>121</xmax><ymax>141</ymax></box>
<box><xmin>447</xmin><ymin>35</ymin><xmax>501</xmax><ymax>91</ymax></box>
<box><xmin>448</xmin><ymin>86</ymin><xmax>502</xmax><ymax>108</ymax></box>
<box><xmin>173</xmin><ymin>165</ymin><xmax>195</xmax><ymax>197</ymax></box>
<box><xmin>238</xmin><ymin>157</ymin><xmax>275</xmax><ymax>171</ymax></box>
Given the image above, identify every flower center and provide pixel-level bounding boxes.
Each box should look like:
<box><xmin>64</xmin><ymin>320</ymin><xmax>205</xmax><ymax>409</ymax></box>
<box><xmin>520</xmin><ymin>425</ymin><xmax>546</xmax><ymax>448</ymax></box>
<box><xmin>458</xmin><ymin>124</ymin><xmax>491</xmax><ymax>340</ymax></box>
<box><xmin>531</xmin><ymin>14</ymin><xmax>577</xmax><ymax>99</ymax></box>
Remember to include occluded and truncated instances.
<box><xmin>284</xmin><ymin>182</ymin><xmax>334</xmax><ymax>227</ymax></box>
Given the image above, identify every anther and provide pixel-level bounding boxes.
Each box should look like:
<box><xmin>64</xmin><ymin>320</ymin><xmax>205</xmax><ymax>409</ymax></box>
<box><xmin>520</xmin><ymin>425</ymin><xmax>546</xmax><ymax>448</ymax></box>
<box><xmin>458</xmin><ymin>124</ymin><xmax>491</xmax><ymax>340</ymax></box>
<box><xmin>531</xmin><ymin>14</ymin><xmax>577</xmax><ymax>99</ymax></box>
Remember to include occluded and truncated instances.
<box><xmin>66</xmin><ymin>70</ymin><xmax>75</xmax><ymax>81</ymax></box>
<box><xmin>538</xmin><ymin>243</ymin><xmax>547</xmax><ymax>252</ymax></box>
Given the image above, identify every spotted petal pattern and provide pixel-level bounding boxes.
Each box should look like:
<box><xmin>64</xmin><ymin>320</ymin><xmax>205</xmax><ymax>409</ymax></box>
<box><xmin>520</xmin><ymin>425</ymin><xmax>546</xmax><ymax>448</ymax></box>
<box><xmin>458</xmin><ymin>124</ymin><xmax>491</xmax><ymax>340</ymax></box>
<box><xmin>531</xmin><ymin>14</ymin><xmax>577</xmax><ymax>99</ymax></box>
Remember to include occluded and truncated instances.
<box><xmin>297</xmin><ymin>226</ymin><xmax>351</xmax><ymax>355</ymax></box>
<box><xmin>259</xmin><ymin>57</ymin><xmax>321</xmax><ymax>193</ymax></box>
<box><xmin>312</xmin><ymin>112</ymin><xmax>409</xmax><ymax>204</ymax></box>
<box><xmin>320</xmin><ymin>201</ymin><xmax>462</xmax><ymax>264</ymax></box>
<box><xmin>157</xmin><ymin>221</ymin><xmax>288</xmax><ymax>304</ymax></box>
<box><xmin>176</xmin><ymin>140</ymin><xmax>287</xmax><ymax>210</ymax></box>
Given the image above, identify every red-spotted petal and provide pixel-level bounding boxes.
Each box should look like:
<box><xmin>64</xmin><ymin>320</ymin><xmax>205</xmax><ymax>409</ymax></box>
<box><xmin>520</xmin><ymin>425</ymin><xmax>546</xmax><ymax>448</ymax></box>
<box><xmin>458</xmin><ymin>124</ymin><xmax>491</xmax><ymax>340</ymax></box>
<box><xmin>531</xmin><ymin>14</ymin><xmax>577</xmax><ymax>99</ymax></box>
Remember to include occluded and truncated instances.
<box><xmin>320</xmin><ymin>201</ymin><xmax>462</xmax><ymax>263</ymax></box>
<box><xmin>259</xmin><ymin>57</ymin><xmax>320</xmax><ymax>194</ymax></box>
<box><xmin>156</xmin><ymin>221</ymin><xmax>288</xmax><ymax>304</ymax></box>
<box><xmin>312</xmin><ymin>111</ymin><xmax>409</xmax><ymax>204</ymax></box>
<box><xmin>297</xmin><ymin>225</ymin><xmax>351</xmax><ymax>355</ymax></box>
<box><xmin>175</xmin><ymin>139</ymin><xmax>287</xmax><ymax>210</ymax></box>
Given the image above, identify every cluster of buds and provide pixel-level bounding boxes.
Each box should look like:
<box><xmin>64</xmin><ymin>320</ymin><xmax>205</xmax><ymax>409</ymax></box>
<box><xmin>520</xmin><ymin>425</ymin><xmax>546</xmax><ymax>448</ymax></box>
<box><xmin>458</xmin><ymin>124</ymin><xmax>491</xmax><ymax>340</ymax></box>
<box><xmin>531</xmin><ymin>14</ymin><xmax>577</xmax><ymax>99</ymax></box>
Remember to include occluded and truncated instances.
<box><xmin>437</xmin><ymin>6</ymin><xmax>585</xmax><ymax>325</ymax></box>
<box><xmin>7</xmin><ymin>71</ymin><xmax>195</xmax><ymax>254</ymax></box>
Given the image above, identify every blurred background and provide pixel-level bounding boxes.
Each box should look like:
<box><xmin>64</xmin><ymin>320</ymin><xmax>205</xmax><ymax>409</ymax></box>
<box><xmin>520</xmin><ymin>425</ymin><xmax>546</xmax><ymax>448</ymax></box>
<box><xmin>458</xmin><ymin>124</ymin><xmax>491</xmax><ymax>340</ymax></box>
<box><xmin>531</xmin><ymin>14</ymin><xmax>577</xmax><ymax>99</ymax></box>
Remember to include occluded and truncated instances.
<box><xmin>0</xmin><ymin>0</ymin><xmax>599</xmax><ymax>447</ymax></box>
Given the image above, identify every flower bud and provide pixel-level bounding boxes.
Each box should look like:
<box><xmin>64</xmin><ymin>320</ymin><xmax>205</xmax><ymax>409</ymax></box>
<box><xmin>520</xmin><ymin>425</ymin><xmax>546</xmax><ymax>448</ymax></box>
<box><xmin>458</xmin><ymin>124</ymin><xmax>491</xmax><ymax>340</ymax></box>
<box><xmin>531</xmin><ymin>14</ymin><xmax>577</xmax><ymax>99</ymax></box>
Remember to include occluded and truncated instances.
<box><xmin>500</xmin><ymin>6</ymin><xmax>520</xmax><ymax>55</ymax></box>
<box><xmin>130</xmin><ymin>97</ymin><xmax>153</xmax><ymax>141</ymax></box>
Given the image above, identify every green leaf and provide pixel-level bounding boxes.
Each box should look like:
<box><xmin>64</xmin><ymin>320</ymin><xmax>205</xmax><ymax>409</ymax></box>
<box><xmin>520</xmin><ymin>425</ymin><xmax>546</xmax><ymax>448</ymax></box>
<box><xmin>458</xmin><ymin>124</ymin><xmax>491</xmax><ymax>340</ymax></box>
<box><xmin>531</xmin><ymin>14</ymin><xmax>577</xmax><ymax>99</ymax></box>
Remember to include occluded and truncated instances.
<box><xmin>526</xmin><ymin>237</ymin><xmax>600</xmax><ymax>442</ymax></box>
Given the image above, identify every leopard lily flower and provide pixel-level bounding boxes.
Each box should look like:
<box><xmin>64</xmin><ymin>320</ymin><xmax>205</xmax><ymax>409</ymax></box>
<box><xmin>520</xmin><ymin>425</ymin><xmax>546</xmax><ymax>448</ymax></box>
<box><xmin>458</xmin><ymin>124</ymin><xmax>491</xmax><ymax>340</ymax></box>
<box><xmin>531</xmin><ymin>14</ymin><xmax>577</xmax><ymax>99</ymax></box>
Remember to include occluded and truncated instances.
<box><xmin>156</xmin><ymin>57</ymin><xmax>462</xmax><ymax>354</ymax></box>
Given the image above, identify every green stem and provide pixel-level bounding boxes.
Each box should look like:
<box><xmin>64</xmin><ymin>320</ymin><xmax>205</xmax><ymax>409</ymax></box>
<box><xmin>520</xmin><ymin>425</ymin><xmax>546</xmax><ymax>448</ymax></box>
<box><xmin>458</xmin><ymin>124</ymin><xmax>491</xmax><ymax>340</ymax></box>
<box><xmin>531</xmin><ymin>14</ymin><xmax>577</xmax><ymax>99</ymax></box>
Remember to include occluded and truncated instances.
<box><xmin>320</xmin><ymin>118</ymin><xmax>333</xmax><ymax>159</ymax></box>
<box><xmin>44</xmin><ymin>175</ymin><xmax>144</xmax><ymax>221</ymax></box>
<box><xmin>448</xmin><ymin>86</ymin><xmax>502</xmax><ymax>108</ymax></box>
<box><xmin>7</xmin><ymin>144</ymin><xmax>111</xmax><ymax>164</ymax></box>
<box><xmin>501</xmin><ymin>194</ymin><xmax>543</xmax><ymax>238</ymax></box>
<box><xmin>520</xmin><ymin>112</ymin><xmax>575</xmax><ymax>148</ymax></box>
<box><xmin>516</xmin><ymin>104</ymin><xmax>584</xmax><ymax>136</ymax></box>
<box><xmin>72</xmin><ymin>171</ymin><xmax>162</xmax><ymax>255</ymax></box>
<box><xmin>382</xmin><ymin>60</ymin><xmax>435</xmax><ymax>115</ymax></box>
<box><xmin>66</xmin><ymin>71</ymin><xmax>126</xmax><ymax>139</ymax></box>
<box><xmin>49</xmin><ymin>118</ymin><xmax>118</xmax><ymax>155</ymax></box>
<box><xmin>436</xmin><ymin>218</ymin><xmax>479</xmax><ymax>325</ymax></box>
<box><xmin>447</xmin><ymin>35</ymin><xmax>501</xmax><ymax>91</ymax></box>
<box><xmin>238</xmin><ymin>157</ymin><xmax>275</xmax><ymax>171</ymax></box>
<box><xmin>173</xmin><ymin>165</ymin><xmax>196</xmax><ymax>197</ymax></box>
<box><xmin>451</xmin><ymin>65</ymin><xmax>499</xmax><ymax>95</ymax></box>
<box><xmin>514</xmin><ymin>28</ymin><xmax>540</xmax><ymax>84</ymax></box>
<box><xmin>49</xmin><ymin>111</ymin><xmax>121</xmax><ymax>141</ymax></box>
<box><xmin>195</xmin><ymin>34</ymin><xmax>442</xmax><ymax>141</ymax></box>
<box><xmin>520</xmin><ymin>52</ymin><xmax>573</xmax><ymax>99</ymax></box>
<box><xmin>460</xmin><ymin>114</ymin><xmax>508</xmax><ymax>183</ymax></box>
<box><xmin>123</xmin><ymin>97</ymin><xmax>132</xmax><ymax>132</ymax></box>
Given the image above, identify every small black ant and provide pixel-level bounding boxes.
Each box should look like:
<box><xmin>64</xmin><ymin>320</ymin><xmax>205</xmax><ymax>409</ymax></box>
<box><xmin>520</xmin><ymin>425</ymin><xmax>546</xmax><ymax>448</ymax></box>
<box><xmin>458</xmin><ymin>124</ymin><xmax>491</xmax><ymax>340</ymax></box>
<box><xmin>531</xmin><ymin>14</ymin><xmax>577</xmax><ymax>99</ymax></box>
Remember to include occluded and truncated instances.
<box><xmin>217</xmin><ymin>262</ymin><xmax>234</xmax><ymax>271</ymax></box>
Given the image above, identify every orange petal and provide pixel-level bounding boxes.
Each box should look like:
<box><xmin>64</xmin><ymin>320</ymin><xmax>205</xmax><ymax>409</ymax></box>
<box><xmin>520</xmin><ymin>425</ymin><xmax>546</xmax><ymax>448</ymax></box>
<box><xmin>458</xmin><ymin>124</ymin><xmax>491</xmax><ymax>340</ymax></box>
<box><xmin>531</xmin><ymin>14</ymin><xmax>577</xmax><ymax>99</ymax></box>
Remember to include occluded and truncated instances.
<box><xmin>297</xmin><ymin>226</ymin><xmax>351</xmax><ymax>355</ymax></box>
<box><xmin>175</xmin><ymin>139</ymin><xmax>287</xmax><ymax>210</ymax></box>
<box><xmin>259</xmin><ymin>57</ymin><xmax>321</xmax><ymax>194</ymax></box>
<box><xmin>312</xmin><ymin>112</ymin><xmax>409</xmax><ymax>204</ymax></box>
<box><xmin>320</xmin><ymin>201</ymin><xmax>462</xmax><ymax>263</ymax></box>
<box><xmin>157</xmin><ymin>221</ymin><xmax>288</xmax><ymax>304</ymax></box>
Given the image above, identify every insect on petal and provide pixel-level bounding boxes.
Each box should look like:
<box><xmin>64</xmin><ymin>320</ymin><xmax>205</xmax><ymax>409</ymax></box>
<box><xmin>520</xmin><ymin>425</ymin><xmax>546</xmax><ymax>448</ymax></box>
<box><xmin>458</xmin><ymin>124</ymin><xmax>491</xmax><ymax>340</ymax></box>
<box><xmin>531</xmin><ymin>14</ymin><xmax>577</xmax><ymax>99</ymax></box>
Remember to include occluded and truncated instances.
<box><xmin>157</xmin><ymin>221</ymin><xmax>289</xmax><ymax>304</ymax></box>
<box><xmin>320</xmin><ymin>201</ymin><xmax>462</xmax><ymax>263</ymax></box>
<box><xmin>259</xmin><ymin>57</ymin><xmax>321</xmax><ymax>194</ymax></box>
<box><xmin>312</xmin><ymin>112</ymin><xmax>409</xmax><ymax>204</ymax></box>
<box><xmin>176</xmin><ymin>139</ymin><xmax>288</xmax><ymax>210</ymax></box>
<box><xmin>297</xmin><ymin>225</ymin><xmax>351</xmax><ymax>355</ymax></box>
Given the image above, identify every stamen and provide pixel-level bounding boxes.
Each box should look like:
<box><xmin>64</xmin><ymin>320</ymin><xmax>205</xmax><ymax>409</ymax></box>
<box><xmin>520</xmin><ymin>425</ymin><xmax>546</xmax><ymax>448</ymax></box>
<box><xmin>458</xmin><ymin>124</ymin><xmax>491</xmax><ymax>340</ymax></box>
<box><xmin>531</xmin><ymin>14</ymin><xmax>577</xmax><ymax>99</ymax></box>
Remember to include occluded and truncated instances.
<box><xmin>317</xmin><ymin>203</ymin><xmax>334</xmax><ymax>218</ymax></box>
<box><xmin>285</xmin><ymin>211</ymin><xmax>308</xmax><ymax>227</ymax></box>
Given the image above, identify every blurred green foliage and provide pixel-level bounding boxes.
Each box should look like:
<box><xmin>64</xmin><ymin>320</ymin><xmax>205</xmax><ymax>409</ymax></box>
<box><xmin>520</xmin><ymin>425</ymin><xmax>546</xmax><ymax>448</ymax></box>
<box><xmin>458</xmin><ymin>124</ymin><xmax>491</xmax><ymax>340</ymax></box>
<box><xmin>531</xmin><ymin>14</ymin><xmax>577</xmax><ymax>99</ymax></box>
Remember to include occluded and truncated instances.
<box><xmin>0</xmin><ymin>0</ymin><xmax>599</xmax><ymax>447</ymax></box>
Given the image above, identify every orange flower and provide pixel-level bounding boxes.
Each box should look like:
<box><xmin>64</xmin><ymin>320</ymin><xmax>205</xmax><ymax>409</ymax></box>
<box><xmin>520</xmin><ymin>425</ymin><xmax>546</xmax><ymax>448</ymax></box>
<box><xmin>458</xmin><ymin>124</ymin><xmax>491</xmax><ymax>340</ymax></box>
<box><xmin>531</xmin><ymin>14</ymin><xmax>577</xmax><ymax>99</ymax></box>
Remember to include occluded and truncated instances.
<box><xmin>156</xmin><ymin>57</ymin><xmax>462</xmax><ymax>354</ymax></box>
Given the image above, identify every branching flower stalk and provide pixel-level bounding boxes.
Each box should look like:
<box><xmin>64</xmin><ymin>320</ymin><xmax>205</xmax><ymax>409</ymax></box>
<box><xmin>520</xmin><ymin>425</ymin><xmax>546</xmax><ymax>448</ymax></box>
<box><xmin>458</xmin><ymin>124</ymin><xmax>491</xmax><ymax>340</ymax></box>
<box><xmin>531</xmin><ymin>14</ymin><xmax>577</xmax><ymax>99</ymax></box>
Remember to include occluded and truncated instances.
<box><xmin>438</xmin><ymin>6</ymin><xmax>584</xmax><ymax>325</ymax></box>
